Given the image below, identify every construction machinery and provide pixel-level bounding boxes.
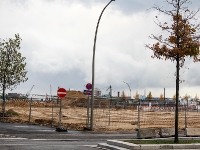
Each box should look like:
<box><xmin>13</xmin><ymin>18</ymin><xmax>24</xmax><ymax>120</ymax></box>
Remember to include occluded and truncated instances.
<box><xmin>26</xmin><ymin>85</ymin><xmax>34</xmax><ymax>99</ymax></box>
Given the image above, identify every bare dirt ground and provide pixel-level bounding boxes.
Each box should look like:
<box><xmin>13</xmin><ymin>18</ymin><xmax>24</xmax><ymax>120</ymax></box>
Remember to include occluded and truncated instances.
<box><xmin>1</xmin><ymin>91</ymin><xmax>200</xmax><ymax>131</ymax></box>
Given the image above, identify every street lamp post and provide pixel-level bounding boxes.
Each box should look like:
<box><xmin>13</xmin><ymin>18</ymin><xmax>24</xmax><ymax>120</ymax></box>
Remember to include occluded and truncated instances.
<box><xmin>91</xmin><ymin>0</ymin><xmax>115</xmax><ymax>130</ymax></box>
<box><xmin>122</xmin><ymin>81</ymin><xmax>131</xmax><ymax>99</ymax></box>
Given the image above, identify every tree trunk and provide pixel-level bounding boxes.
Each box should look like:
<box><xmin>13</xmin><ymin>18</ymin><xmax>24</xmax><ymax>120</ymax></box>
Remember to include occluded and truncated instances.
<box><xmin>2</xmin><ymin>84</ymin><xmax>6</xmax><ymax>122</ymax></box>
<box><xmin>175</xmin><ymin>55</ymin><xmax>180</xmax><ymax>143</ymax></box>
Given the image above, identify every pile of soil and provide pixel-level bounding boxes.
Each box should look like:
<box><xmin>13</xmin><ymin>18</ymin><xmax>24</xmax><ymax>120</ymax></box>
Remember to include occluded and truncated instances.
<box><xmin>0</xmin><ymin>91</ymin><xmax>90</xmax><ymax>130</ymax></box>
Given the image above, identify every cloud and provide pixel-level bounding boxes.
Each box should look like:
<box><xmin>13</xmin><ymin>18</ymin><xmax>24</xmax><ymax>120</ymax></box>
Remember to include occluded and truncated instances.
<box><xmin>0</xmin><ymin>0</ymin><xmax>200</xmax><ymax>98</ymax></box>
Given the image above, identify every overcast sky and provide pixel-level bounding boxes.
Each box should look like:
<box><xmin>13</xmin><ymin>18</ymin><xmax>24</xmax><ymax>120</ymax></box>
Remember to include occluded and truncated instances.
<box><xmin>1</xmin><ymin>0</ymin><xmax>200</xmax><ymax>98</ymax></box>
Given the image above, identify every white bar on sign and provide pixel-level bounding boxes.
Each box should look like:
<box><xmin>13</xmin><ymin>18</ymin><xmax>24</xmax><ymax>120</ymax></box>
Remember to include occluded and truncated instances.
<box><xmin>57</xmin><ymin>92</ymin><xmax>66</xmax><ymax>94</ymax></box>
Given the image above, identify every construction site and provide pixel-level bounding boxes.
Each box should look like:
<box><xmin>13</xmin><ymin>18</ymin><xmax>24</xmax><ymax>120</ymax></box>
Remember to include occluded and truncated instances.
<box><xmin>1</xmin><ymin>89</ymin><xmax>200</xmax><ymax>132</ymax></box>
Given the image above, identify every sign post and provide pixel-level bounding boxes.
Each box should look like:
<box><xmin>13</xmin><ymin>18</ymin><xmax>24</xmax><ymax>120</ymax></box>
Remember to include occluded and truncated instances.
<box><xmin>84</xmin><ymin>83</ymin><xmax>92</xmax><ymax>129</ymax></box>
<box><xmin>56</xmin><ymin>88</ymin><xmax>67</xmax><ymax>132</ymax></box>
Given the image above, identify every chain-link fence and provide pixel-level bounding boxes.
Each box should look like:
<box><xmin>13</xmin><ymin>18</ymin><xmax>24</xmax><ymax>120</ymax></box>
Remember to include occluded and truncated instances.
<box><xmin>1</xmin><ymin>98</ymin><xmax>200</xmax><ymax>131</ymax></box>
<box><xmin>137</xmin><ymin>100</ymin><xmax>200</xmax><ymax>130</ymax></box>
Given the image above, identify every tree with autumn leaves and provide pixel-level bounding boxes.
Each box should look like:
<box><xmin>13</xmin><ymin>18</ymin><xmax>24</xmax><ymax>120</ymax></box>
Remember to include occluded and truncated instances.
<box><xmin>134</xmin><ymin>91</ymin><xmax>140</xmax><ymax>99</ymax></box>
<box><xmin>173</xmin><ymin>94</ymin><xmax>176</xmax><ymax>101</ymax></box>
<box><xmin>146</xmin><ymin>0</ymin><xmax>200</xmax><ymax>143</ymax></box>
<box><xmin>121</xmin><ymin>90</ymin><xmax>126</xmax><ymax>100</ymax></box>
<box><xmin>146</xmin><ymin>91</ymin><xmax>153</xmax><ymax>100</ymax></box>
<box><xmin>160</xmin><ymin>93</ymin><xmax>164</xmax><ymax>100</ymax></box>
<box><xmin>183</xmin><ymin>94</ymin><xmax>189</xmax><ymax>101</ymax></box>
<box><xmin>194</xmin><ymin>94</ymin><xmax>199</xmax><ymax>101</ymax></box>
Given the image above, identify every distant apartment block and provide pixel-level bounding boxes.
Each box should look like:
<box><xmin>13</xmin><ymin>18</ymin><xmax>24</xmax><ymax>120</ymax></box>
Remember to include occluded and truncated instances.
<box><xmin>8</xmin><ymin>93</ymin><xmax>22</xmax><ymax>98</ymax></box>
<box><xmin>94</xmin><ymin>88</ymin><xmax>101</xmax><ymax>97</ymax></box>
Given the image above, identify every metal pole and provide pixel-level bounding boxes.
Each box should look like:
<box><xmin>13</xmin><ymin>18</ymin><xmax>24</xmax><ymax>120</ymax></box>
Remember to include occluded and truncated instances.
<box><xmin>51</xmin><ymin>100</ymin><xmax>54</xmax><ymax>127</ymax></box>
<box><xmin>108</xmin><ymin>85</ymin><xmax>111</xmax><ymax>126</ymax></box>
<box><xmin>59</xmin><ymin>98</ymin><xmax>62</xmax><ymax>128</ymax></box>
<box><xmin>28</xmin><ymin>97</ymin><xmax>32</xmax><ymax>124</ymax></box>
<box><xmin>185</xmin><ymin>104</ymin><xmax>187</xmax><ymax>129</ymax></box>
<box><xmin>108</xmin><ymin>99</ymin><xmax>111</xmax><ymax>126</ymax></box>
<box><xmin>91</xmin><ymin>0</ymin><xmax>115</xmax><ymax>130</ymax></box>
<box><xmin>164</xmin><ymin>88</ymin><xmax>165</xmax><ymax>101</ymax></box>
<box><xmin>86</xmin><ymin>95</ymin><xmax>90</xmax><ymax>128</ymax></box>
<box><xmin>138</xmin><ymin>99</ymin><xmax>141</xmax><ymax>138</ymax></box>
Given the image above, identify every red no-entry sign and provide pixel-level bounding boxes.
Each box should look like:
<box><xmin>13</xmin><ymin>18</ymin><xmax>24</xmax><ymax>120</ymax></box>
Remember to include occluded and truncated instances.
<box><xmin>86</xmin><ymin>83</ymin><xmax>92</xmax><ymax>90</ymax></box>
<box><xmin>57</xmin><ymin>88</ymin><xmax>67</xmax><ymax>98</ymax></box>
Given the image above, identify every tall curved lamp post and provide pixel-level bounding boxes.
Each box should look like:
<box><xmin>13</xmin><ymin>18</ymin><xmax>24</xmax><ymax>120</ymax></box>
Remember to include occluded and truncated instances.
<box><xmin>91</xmin><ymin>0</ymin><xmax>115</xmax><ymax>130</ymax></box>
<box><xmin>122</xmin><ymin>81</ymin><xmax>131</xmax><ymax>99</ymax></box>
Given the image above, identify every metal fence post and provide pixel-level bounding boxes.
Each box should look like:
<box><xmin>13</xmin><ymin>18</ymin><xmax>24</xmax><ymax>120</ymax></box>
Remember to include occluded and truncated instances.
<box><xmin>59</xmin><ymin>98</ymin><xmax>62</xmax><ymax>128</ymax></box>
<box><xmin>138</xmin><ymin>99</ymin><xmax>141</xmax><ymax>138</ymax></box>
<box><xmin>28</xmin><ymin>97</ymin><xmax>32</xmax><ymax>124</ymax></box>
<box><xmin>184</xmin><ymin>104</ymin><xmax>187</xmax><ymax>129</ymax></box>
<box><xmin>51</xmin><ymin>100</ymin><xmax>54</xmax><ymax>127</ymax></box>
<box><xmin>108</xmin><ymin>99</ymin><xmax>111</xmax><ymax>126</ymax></box>
<box><xmin>86</xmin><ymin>95</ymin><xmax>90</xmax><ymax>128</ymax></box>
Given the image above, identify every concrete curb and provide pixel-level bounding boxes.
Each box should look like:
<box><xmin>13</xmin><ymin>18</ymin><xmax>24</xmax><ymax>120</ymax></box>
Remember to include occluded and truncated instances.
<box><xmin>97</xmin><ymin>138</ymin><xmax>200</xmax><ymax>150</ymax></box>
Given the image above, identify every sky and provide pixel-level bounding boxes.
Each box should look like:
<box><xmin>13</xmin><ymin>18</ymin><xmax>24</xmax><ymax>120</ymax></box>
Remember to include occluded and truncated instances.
<box><xmin>1</xmin><ymin>0</ymin><xmax>200</xmax><ymax>98</ymax></box>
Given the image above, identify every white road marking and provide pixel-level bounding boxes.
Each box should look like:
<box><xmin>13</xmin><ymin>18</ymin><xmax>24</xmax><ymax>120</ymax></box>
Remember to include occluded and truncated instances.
<box><xmin>0</xmin><ymin>138</ymin><xmax>28</xmax><ymax>140</ymax></box>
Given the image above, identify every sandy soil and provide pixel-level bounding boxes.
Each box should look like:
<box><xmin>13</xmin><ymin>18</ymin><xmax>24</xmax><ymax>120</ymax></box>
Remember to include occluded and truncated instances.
<box><xmin>1</xmin><ymin>91</ymin><xmax>200</xmax><ymax>131</ymax></box>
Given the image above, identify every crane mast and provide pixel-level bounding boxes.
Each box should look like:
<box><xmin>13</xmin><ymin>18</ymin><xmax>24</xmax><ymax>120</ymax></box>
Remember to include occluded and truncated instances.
<box><xmin>26</xmin><ymin>85</ymin><xmax>34</xmax><ymax>99</ymax></box>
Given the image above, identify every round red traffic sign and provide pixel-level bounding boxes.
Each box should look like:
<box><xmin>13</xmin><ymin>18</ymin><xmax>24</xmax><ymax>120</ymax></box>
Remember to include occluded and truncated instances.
<box><xmin>57</xmin><ymin>88</ymin><xmax>67</xmax><ymax>98</ymax></box>
<box><xmin>86</xmin><ymin>83</ymin><xmax>92</xmax><ymax>90</ymax></box>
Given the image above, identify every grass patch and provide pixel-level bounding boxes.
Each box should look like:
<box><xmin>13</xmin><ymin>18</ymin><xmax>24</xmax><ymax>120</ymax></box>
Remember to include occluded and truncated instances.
<box><xmin>5</xmin><ymin>109</ymin><xmax>19</xmax><ymax>116</ymax></box>
<box><xmin>124</xmin><ymin>139</ymin><xmax>200</xmax><ymax>144</ymax></box>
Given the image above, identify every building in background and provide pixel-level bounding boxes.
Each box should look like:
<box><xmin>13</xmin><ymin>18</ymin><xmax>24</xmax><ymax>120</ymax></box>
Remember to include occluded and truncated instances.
<box><xmin>94</xmin><ymin>88</ymin><xmax>101</xmax><ymax>97</ymax></box>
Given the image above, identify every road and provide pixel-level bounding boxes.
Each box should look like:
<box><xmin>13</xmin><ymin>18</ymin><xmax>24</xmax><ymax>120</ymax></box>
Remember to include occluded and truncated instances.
<box><xmin>0</xmin><ymin>122</ymin><xmax>137</xmax><ymax>150</ymax></box>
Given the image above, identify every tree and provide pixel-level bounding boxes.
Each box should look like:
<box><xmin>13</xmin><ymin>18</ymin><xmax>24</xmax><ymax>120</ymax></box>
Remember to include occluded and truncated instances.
<box><xmin>194</xmin><ymin>94</ymin><xmax>199</xmax><ymax>101</ymax></box>
<box><xmin>121</xmin><ymin>90</ymin><xmax>126</xmax><ymax>100</ymax></box>
<box><xmin>160</xmin><ymin>93</ymin><xmax>164</xmax><ymax>100</ymax></box>
<box><xmin>0</xmin><ymin>34</ymin><xmax>28</xmax><ymax>122</ymax></box>
<box><xmin>134</xmin><ymin>91</ymin><xmax>140</xmax><ymax>99</ymax></box>
<box><xmin>147</xmin><ymin>91</ymin><xmax>153</xmax><ymax>100</ymax></box>
<box><xmin>146</xmin><ymin>0</ymin><xmax>200</xmax><ymax>143</ymax></box>
<box><xmin>173</xmin><ymin>94</ymin><xmax>176</xmax><ymax>101</ymax></box>
<box><xmin>183</xmin><ymin>94</ymin><xmax>189</xmax><ymax>101</ymax></box>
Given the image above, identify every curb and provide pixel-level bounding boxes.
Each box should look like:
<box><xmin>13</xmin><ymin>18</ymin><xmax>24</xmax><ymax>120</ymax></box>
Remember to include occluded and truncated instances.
<box><xmin>97</xmin><ymin>138</ymin><xmax>200</xmax><ymax>150</ymax></box>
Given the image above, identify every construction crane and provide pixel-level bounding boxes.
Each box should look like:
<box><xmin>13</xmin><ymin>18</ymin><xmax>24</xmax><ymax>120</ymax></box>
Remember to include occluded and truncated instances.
<box><xmin>26</xmin><ymin>85</ymin><xmax>34</xmax><ymax>99</ymax></box>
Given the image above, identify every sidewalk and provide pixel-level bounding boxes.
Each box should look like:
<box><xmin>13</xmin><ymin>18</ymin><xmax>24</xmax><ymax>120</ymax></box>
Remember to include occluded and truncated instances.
<box><xmin>96</xmin><ymin>137</ymin><xmax>200</xmax><ymax>150</ymax></box>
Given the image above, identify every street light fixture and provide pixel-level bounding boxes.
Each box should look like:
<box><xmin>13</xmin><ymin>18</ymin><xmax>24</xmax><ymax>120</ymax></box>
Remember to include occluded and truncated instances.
<box><xmin>91</xmin><ymin>0</ymin><xmax>115</xmax><ymax>130</ymax></box>
<box><xmin>122</xmin><ymin>81</ymin><xmax>131</xmax><ymax>99</ymax></box>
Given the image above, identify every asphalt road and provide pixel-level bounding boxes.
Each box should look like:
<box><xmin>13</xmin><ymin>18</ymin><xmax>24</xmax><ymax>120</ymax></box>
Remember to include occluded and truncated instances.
<box><xmin>0</xmin><ymin>122</ymin><xmax>137</xmax><ymax>150</ymax></box>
